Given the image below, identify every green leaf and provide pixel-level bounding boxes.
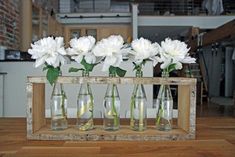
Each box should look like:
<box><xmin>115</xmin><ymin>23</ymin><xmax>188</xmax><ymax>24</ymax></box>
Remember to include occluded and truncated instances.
<box><xmin>81</xmin><ymin>57</ymin><xmax>97</xmax><ymax>72</ymax></box>
<box><xmin>109</xmin><ymin>66</ymin><xmax>116</xmax><ymax>76</ymax></box>
<box><xmin>68</xmin><ymin>67</ymin><xmax>84</xmax><ymax>73</ymax></box>
<box><xmin>133</xmin><ymin>65</ymin><xmax>138</xmax><ymax>71</ymax></box>
<box><xmin>133</xmin><ymin>60</ymin><xmax>146</xmax><ymax>72</ymax></box>
<box><xmin>168</xmin><ymin>63</ymin><xmax>176</xmax><ymax>73</ymax></box>
<box><xmin>116</xmin><ymin>67</ymin><xmax>126</xmax><ymax>77</ymax></box>
<box><xmin>46</xmin><ymin>67</ymin><xmax>60</xmax><ymax>85</ymax></box>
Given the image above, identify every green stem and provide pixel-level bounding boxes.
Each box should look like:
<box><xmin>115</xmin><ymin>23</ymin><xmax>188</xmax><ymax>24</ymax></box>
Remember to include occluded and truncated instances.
<box><xmin>156</xmin><ymin>85</ymin><xmax>164</xmax><ymax>125</ymax></box>
<box><xmin>163</xmin><ymin>68</ymin><xmax>168</xmax><ymax>74</ymax></box>
<box><xmin>156</xmin><ymin>86</ymin><xmax>172</xmax><ymax>128</ymax></box>
<box><xmin>111</xmin><ymin>84</ymin><xmax>118</xmax><ymax>127</ymax></box>
<box><xmin>156</xmin><ymin>101</ymin><xmax>164</xmax><ymax>125</ymax></box>
<box><xmin>61</xmin><ymin>84</ymin><xmax>67</xmax><ymax>120</ymax></box>
<box><xmin>130</xmin><ymin>95</ymin><xmax>135</xmax><ymax>128</ymax></box>
<box><xmin>51</xmin><ymin>82</ymin><xmax>56</xmax><ymax>100</ymax></box>
<box><xmin>88</xmin><ymin>84</ymin><xmax>94</xmax><ymax>118</ymax></box>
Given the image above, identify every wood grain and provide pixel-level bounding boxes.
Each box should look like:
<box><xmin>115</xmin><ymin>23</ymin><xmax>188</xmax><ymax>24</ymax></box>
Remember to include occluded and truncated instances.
<box><xmin>178</xmin><ymin>85</ymin><xmax>190</xmax><ymax>132</ymax></box>
<box><xmin>1</xmin><ymin>117</ymin><xmax>235</xmax><ymax>156</ymax></box>
<box><xmin>32</xmin><ymin>83</ymin><xmax>46</xmax><ymax>133</ymax></box>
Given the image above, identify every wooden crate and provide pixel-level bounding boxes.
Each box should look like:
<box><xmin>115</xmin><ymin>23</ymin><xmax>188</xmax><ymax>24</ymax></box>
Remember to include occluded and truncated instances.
<box><xmin>26</xmin><ymin>76</ymin><xmax>196</xmax><ymax>141</ymax></box>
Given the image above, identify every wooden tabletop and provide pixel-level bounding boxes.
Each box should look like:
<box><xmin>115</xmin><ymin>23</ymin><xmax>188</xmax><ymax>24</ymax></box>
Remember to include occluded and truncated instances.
<box><xmin>1</xmin><ymin>117</ymin><xmax>235</xmax><ymax>157</ymax></box>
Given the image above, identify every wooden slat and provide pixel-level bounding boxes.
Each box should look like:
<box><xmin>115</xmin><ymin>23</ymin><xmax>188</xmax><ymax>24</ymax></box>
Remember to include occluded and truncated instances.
<box><xmin>188</xmin><ymin>27</ymin><xmax>199</xmax><ymax>53</ymax></box>
<box><xmin>29</xmin><ymin>124</ymin><xmax>188</xmax><ymax>141</ymax></box>
<box><xmin>32</xmin><ymin>83</ymin><xmax>46</xmax><ymax>133</ymax></box>
<box><xmin>178</xmin><ymin>85</ymin><xmax>190</xmax><ymax>132</ymax></box>
<box><xmin>202</xmin><ymin>19</ymin><xmax>235</xmax><ymax>46</ymax></box>
<box><xmin>28</xmin><ymin>76</ymin><xmax>196</xmax><ymax>85</ymax></box>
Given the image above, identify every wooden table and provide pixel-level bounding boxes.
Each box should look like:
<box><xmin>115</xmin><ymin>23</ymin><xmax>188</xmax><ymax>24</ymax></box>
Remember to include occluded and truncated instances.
<box><xmin>1</xmin><ymin>117</ymin><xmax>235</xmax><ymax>157</ymax></box>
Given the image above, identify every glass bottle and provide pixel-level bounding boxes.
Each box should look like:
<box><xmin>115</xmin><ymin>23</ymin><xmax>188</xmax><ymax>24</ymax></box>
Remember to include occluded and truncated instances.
<box><xmin>103</xmin><ymin>73</ymin><xmax>120</xmax><ymax>131</ymax></box>
<box><xmin>156</xmin><ymin>71</ymin><xmax>173</xmax><ymax>131</ymax></box>
<box><xmin>77</xmin><ymin>70</ymin><xmax>94</xmax><ymax>131</ymax></box>
<box><xmin>50</xmin><ymin>74</ymin><xmax>68</xmax><ymax>130</ymax></box>
<box><xmin>130</xmin><ymin>70</ymin><xmax>147</xmax><ymax>131</ymax></box>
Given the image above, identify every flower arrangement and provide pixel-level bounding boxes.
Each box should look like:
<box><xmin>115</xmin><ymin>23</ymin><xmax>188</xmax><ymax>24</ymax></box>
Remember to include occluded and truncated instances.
<box><xmin>66</xmin><ymin>36</ymin><xmax>97</xmax><ymax>131</ymax></box>
<box><xmin>28</xmin><ymin>36</ymin><xmax>67</xmax><ymax>85</ymax></box>
<box><xmin>28</xmin><ymin>35</ymin><xmax>196</xmax><ymax>132</ymax></box>
<box><xmin>28</xmin><ymin>36</ymin><xmax>68</xmax><ymax>130</ymax></box>
<box><xmin>92</xmin><ymin>35</ymin><xmax>129</xmax><ymax>130</ymax></box>
<box><xmin>155</xmin><ymin>38</ymin><xmax>196</xmax><ymax>131</ymax></box>
<box><xmin>92</xmin><ymin>35</ymin><xmax>129</xmax><ymax>77</ymax></box>
<box><xmin>129</xmin><ymin>37</ymin><xmax>161</xmax><ymax>73</ymax></box>
<box><xmin>157</xmin><ymin>38</ymin><xmax>196</xmax><ymax>73</ymax></box>
<box><xmin>129</xmin><ymin>37</ymin><xmax>161</xmax><ymax>131</ymax></box>
<box><xmin>67</xmin><ymin>36</ymin><xmax>98</xmax><ymax>73</ymax></box>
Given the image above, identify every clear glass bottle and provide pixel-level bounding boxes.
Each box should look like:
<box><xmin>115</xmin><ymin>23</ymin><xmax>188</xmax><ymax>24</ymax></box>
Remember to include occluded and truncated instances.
<box><xmin>103</xmin><ymin>73</ymin><xmax>120</xmax><ymax>131</ymax></box>
<box><xmin>156</xmin><ymin>71</ymin><xmax>173</xmax><ymax>131</ymax></box>
<box><xmin>50</xmin><ymin>75</ymin><xmax>68</xmax><ymax>130</ymax></box>
<box><xmin>130</xmin><ymin>70</ymin><xmax>147</xmax><ymax>131</ymax></box>
<box><xmin>77</xmin><ymin>70</ymin><xmax>94</xmax><ymax>131</ymax></box>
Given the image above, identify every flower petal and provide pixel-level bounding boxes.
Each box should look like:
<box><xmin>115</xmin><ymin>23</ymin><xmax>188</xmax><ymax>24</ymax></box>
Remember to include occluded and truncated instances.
<box><xmin>160</xmin><ymin>58</ymin><xmax>171</xmax><ymax>69</ymax></box>
<box><xmin>72</xmin><ymin>55</ymin><xmax>83</xmax><ymax>64</ymax></box>
<box><xmin>84</xmin><ymin>53</ymin><xmax>96</xmax><ymax>64</ymax></box>
<box><xmin>181</xmin><ymin>56</ymin><xmax>196</xmax><ymax>63</ymax></box>
<box><xmin>35</xmin><ymin>55</ymin><xmax>47</xmax><ymax>68</ymax></box>
<box><xmin>28</xmin><ymin>37</ymin><xmax>67</xmax><ymax>68</ymax></box>
<box><xmin>174</xmin><ymin>62</ymin><xmax>182</xmax><ymax>70</ymax></box>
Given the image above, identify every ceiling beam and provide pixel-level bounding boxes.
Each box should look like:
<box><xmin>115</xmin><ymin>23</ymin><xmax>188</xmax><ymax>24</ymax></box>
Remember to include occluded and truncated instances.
<box><xmin>189</xmin><ymin>19</ymin><xmax>235</xmax><ymax>52</ymax></box>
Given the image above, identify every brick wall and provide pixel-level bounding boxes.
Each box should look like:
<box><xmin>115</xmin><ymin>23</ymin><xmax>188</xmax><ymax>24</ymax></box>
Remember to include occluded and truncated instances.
<box><xmin>0</xmin><ymin>0</ymin><xmax>20</xmax><ymax>50</ymax></box>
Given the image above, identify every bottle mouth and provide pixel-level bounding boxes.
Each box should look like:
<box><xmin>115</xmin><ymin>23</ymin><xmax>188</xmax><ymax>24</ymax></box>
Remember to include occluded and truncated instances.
<box><xmin>109</xmin><ymin>73</ymin><xmax>116</xmax><ymax>77</ymax></box>
<box><xmin>135</xmin><ymin>70</ymin><xmax>143</xmax><ymax>77</ymax></box>
<box><xmin>82</xmin><ymin>70</ymin><xmax>90</xmax><ymax>77</ymax></box>
<box><xmin>161</xmin><ymin>71</ymin><xmax>169</xmax><ymax>77</ymax></box>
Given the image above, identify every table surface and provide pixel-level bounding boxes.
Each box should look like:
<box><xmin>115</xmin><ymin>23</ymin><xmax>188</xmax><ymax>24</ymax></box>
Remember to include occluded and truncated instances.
<box><xmin>0</xmin><ymin>117</ymin><xmax>235</xmax><ymax>157</ymax></box>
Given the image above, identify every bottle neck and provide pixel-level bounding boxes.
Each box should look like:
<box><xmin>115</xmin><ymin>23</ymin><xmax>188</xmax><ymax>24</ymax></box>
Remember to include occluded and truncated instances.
<box><xmin>135</xmin><ymin>70</ymin><xmax>143</xmax><ymax>78</ymax></box>
<box><xmin>59</xmin><ymin>70</ymin><xmax>62</xmax><ymax>76</ymax></box>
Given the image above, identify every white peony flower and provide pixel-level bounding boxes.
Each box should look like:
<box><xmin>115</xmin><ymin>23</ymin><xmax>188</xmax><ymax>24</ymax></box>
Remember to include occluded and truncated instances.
<box><xmin>130</xmin><ymin>37</ymin><xmax>161</xmax><ymax>66</ymax></box>
<box><xmin>67</xmin><ymin>36</ymin><xmax>96</xmax><ymax>64</ymax></box>
<box><xmin>28</xmin><ymin>37</ymin><xmax>67</xmax><ymax>68</ymax></box>
<box><xmin>92</xmin><ymin>35</ymin><xmax>126</xmax><ymax>71</ymax></box>
<box><xmin>159</xmin><ymin>38</ymin><xmax>196</xmax><ymax>70</ymax></box>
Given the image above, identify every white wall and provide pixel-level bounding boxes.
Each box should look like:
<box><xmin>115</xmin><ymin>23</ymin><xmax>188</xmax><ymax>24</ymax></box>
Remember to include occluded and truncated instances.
<box><xmin>0</xmin><ymin>61</ymin><xmax>153</xmax><ymax>118</ymax></box>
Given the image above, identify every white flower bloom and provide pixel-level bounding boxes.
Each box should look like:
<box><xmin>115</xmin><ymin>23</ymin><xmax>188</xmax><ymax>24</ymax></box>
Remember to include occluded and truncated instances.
<box><xmin>28</xmin><ymin>37</ymin><xmax>67</xmax><ymax>68</ymax></box>
<box><xmin>92</xmin><ymin>35</ymin><xmax>126</xmax><ymax>71</ymax></box>
<box><xmin>159</xmin><ymin>38</ymin><xmax>196</xmax><ymax>70</ymax></box>
<box><xmin>130</xmin><ymin>37</ymin><xmax>161</xmax><ymax>66</ymax></box>
<box><xmin>67</xmin><ymin>36</ymin><xmax>96</xmax><ymax>64</ymax></box>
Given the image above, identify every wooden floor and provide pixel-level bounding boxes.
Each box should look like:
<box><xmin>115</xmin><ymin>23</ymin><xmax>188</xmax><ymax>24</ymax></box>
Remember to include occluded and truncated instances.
<box><xmin>0</xmin><ymin>116</ymin><xmax>235</xmax><ymax>157</ymax></box>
